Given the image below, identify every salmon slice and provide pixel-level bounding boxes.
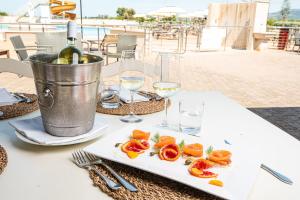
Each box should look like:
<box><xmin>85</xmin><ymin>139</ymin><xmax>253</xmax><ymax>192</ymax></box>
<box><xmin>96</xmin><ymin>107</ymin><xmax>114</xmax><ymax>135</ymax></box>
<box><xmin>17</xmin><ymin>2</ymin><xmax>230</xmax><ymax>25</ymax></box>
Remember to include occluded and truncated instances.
<box><xmin>154</xmin><ymin>136</ymin><xmax>176</xmax><ymax>148</ymax></box>
<box><xmin>132</xmin><ymin>129</ymin><xmax>150</xmax><ymax>140</ymax></box>
<box><xmin>208</xmin><ymin>150</ymin><xmax>232</xmax><ymax>165</ymax></box>
<box><xmin>183</xmin><ymin>143</ymin><xmax>203</xmax><ymax>157</ymax></box>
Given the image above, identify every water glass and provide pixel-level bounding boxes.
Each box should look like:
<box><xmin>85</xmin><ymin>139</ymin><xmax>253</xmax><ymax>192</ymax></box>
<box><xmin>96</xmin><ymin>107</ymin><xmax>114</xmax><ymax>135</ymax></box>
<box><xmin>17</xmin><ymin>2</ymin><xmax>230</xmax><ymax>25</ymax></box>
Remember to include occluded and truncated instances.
<box><xmin>179</xmin><ymin>100</ymin><xmax>204</xmax><ymax>135</ymax></box>
<box><xmin>100</xmin><ymin>84</ymin><xmax>120</xmax><ymax>109</ymax></box>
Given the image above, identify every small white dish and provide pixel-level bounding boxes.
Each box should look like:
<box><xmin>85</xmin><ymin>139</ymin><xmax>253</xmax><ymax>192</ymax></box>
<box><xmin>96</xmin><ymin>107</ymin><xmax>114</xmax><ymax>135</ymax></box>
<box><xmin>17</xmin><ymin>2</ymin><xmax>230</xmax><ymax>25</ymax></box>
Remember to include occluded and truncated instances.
<box><xmin>14</xmin><ymin>129</ymin><xmax>106</xmax><ymax>146</ymax></box>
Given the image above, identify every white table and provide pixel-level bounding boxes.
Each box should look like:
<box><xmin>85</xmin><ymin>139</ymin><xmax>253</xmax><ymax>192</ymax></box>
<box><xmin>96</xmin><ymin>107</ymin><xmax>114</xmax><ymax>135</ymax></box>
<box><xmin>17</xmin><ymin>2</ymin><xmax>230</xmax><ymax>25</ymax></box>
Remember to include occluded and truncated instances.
<box><xmin>0</xmin><ymin>91</ymin><xmax>299</xmax><ymax>200</ymax></box>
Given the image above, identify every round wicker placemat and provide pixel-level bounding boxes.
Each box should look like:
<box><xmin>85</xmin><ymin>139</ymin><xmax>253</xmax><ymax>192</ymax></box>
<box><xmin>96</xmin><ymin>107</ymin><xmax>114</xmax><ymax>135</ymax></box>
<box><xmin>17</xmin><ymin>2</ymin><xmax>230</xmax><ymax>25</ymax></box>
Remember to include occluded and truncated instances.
<box><xmin>0</xmin><ymin>94</ymin><xmax>38</xmax><ymax>120</ymax></box>
<box><xmin>89</xmin><ymin>160</ymin><xmax>221</xmax><ymax>200</ymax></box>
<box><xmin>0</xmin><ymin>145</ymin><xmax>8</xmax><ymax>174</ymax></box>
<box><xmin>96</xmin><ymin>94</ymin><xmax>170</xmax><ymax>116</ymax></box>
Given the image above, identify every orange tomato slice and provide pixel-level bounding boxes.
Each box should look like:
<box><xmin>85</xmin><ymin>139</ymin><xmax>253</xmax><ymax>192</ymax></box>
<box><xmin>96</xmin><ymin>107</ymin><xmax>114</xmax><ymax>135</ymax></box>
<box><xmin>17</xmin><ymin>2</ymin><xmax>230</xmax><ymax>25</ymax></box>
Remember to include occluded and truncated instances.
<box><xmin>188</xmin><ymin>159</ymin><xmax>217</xmax><ymax>178</ymax></box>
<box><xmin>154</xmin><ymin>136</ymin><xmax>176</xmax><ymax>148</ymax></box>
<box><xmin>190</xmin><ymin>167</ymin><xmax>203</xmax><ymax>177</ymax></box>
<box><xmin>159</xmin><ymin>143</ymin><xmax>180</xmax><ymax>161</ymax></box>
<box><xmin>132</xmin><ymin>129</ymin><xmax>150</xmax><ymax>140</ymax></box>
<box><xmin>121</xmin><ymin>140</ymin><xmax>148</xmax><ymax>154</ymax></box>
<box><xmin>127</xmin><ymin>151</ymin><xmax>139</xmax><ymax>159</ymax></box>
<box><xmin>196</xmin><ymin>171</ymin><xmax>218</xmax><ymax>178</ymax></box>
<box><xmin>189</xmin><ymin>158</ymin><xmax>215</xmax><ymax>170</ymax></box>
<box><xmin>208</xmin><ymin>150</ymin><xmax>232</xmax><ymax>165</ymax></box>
<box><xmin>183</xmin><ymin>143</ymin><xmax>203</xmax><ymax>157</ymax></box>
<box><xmin>209</xmin><ymin>179</ymin><xmax>224</xmax><ymax>187</ymax></box>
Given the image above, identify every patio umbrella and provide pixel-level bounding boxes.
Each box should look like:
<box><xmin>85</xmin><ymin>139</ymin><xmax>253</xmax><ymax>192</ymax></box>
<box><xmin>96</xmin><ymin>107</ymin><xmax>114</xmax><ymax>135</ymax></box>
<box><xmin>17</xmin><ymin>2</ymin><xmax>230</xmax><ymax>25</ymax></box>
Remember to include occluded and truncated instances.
<box><xmin>148</xmin><ymin>6</ymin><xmax>186</xmax><ymax>17</ymax></box>
<box><xmin>188</xmin><ymin>10</ymin><xmax>208</xmax><ymax>18</ymax></box>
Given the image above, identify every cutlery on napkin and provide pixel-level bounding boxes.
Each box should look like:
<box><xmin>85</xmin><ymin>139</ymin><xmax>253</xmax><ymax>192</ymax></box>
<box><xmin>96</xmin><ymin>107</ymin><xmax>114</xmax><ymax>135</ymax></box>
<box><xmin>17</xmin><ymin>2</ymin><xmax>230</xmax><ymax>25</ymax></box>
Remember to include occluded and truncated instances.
<box><xmin>119</xmin><ymin>88</ymin><xmax>149</xmax><ymax>103</ymax></box>
<box><xmin>9</xmin><ymin>116</ymin><xmax>108</xmax><ymax>145</ymax></box>
<box><xmin>101</xmin><ymin>85</ymin><xmax>149</xmax><ymax>104</ymax></box>
<box><xmin>0</xmin><ymin>88</ymin><xmax>21</xmax><ymax>106</ymax></box>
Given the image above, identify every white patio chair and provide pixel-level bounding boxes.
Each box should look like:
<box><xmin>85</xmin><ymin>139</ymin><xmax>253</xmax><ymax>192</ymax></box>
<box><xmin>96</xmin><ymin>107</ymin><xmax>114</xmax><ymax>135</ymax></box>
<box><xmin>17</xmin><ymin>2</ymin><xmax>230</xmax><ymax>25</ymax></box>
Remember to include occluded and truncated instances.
<box><xmin>292</xmin><ymin>31</ymin><xmax>300</xmax><ymax>53</ymax></box>
<box><xmin>0</xmin><ymin>58</ymin><xmax>33</xmax><ymax>78</ymax></box>
<box><xmin>105</xmin><ymin>35</ymin><xmax>137</xmax><ymax>65</ymax></box>
<box><xmin>10</xmin><ymin>35</ymin><xmax>51</xmax><ymax>61</ymax></box>
<box><xmin>36</xmin><ymin>32</ymin><xmax>90</xmax><ymax>53</ymax></box>
<box><xmin>101</xmin><ymin>50</ymin><xmax>161</xmax><ymax>79</ymax></box>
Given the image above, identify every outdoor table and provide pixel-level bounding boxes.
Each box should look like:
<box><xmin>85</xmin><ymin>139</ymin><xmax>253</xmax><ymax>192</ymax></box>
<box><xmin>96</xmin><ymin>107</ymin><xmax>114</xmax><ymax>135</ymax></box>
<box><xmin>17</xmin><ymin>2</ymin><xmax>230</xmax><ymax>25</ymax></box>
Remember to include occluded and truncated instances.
<box><xmin>0</xmin><ymin>49</ymin><xmax>10</xmax><ymax>58</ymax></box>
<box><xmin>0</xmin><ymin>91</ymin><xmax>299</xmax><ymax>200</ymax></box>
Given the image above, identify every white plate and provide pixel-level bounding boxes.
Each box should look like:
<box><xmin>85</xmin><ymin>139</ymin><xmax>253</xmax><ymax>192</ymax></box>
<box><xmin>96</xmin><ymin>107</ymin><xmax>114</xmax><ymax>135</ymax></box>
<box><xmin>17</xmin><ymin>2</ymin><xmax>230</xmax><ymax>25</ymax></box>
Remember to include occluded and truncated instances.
<box><xmin>15</xmin><ymin>130</ymin><xmax>106</xmax><ymax>146</ymax></box>
<box><xmin>84</xmin><ymin>125</ymin><xmax>261</xmax><ymax>200</ymax></box>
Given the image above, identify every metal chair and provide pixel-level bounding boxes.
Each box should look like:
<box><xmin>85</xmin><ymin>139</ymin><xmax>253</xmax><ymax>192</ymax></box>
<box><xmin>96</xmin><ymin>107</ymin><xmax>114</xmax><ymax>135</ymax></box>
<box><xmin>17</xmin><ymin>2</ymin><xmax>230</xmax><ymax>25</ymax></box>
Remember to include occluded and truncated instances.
<box><xmin>0</xmin><ymin>58</ymin><xmax>33</xmax><ymax>78</ymax></box>
<box><xmin>101</xmin><ymin>50</ymin><xmax>161</xmax><ymax>79</ymax></box>
<box><xmin>292</xmin><ymin>31</ymin><xmax>300</xmax><ymax>53</ymax></box>
<box><xmin>35</xmin><ymin>32</ymin><xmax>90</xmax><ymax>53</ymax></box>
<box><xmin>10</xmin><ymin>35</ymin><xmax>51</xmax><ymax>61</ymax></box>
<box><xmin>105</xmin><ymin>35</ymin><xmax>137</xmax><ymax>65</ymax></box>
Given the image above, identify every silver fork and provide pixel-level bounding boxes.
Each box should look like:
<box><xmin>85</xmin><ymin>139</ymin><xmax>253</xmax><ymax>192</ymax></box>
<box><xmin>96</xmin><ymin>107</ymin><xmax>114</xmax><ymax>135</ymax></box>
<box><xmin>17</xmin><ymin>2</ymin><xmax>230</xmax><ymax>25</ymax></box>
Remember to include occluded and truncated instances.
<box><xmin>72</xmin><ymin>151</ymin><xmax>121</xmax><ymax>190</ymax></box>
<box><xmin>84</xmin><ymin>151</ymin><xmax>138</xmax><ymax>192</ymax></box>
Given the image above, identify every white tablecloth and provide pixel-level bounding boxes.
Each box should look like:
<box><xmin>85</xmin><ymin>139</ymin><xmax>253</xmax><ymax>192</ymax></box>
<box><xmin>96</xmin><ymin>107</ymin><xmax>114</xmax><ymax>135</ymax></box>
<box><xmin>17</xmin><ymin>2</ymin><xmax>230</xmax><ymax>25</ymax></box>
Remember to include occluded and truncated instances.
<box><xmin>0</xmin><ymin>91</ymin><xmax>299</xmax><ymax>200</ymax></box>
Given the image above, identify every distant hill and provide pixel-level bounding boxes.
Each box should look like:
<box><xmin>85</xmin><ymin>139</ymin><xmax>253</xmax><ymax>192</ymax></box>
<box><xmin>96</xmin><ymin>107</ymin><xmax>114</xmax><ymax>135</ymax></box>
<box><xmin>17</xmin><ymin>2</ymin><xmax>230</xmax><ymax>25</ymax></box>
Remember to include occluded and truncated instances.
<box><xmin>269</xmin><ymin>9</ymin><xmax>300</xmax><ymax>20</ymax></box>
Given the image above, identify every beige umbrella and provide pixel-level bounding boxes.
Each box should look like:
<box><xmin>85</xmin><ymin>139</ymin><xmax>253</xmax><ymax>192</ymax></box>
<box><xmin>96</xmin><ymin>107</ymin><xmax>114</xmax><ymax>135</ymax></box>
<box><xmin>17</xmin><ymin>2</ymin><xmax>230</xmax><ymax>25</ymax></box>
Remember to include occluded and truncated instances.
<box><xmin>148</xmin><ymin>6</ymin><xmax>186</xmax><ymax>17</ymax></box>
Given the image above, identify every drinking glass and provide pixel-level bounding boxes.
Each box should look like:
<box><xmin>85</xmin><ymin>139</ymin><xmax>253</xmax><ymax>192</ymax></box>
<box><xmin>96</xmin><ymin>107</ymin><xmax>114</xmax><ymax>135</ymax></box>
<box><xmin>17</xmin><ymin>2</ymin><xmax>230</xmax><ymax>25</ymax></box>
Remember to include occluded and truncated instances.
<box><xmin>99</xmin><ymin>82</ymin><xmax>120</xmax><ymax>109</ymax></box>
<box><xmin>179</xmin><ymin>100</ymin><xmax>205</xmax><ymax>136</ymax></box>
<box><xmin>119</xmin><ymin>50</ymin><xmax>145</xmax><ymax>123</ymax></box>
<box><xmin>153</xmin><ymin>52</ymin><xmax>182</xmax><ymax>127</ymax></box>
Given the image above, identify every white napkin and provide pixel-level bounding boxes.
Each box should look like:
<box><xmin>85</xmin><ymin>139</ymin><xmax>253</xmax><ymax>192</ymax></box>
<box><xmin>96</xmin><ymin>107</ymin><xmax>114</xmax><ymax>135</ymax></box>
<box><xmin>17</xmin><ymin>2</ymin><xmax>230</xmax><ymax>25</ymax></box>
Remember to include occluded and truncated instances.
<box><xmin>9</xmin><ymin>116</ymin><xmax>108</xmax><ymax>145</ymax></box>
<box><xmin>119</xmin><ymin>88</ymin><xmax>149</xmax><ymax>103</ymax></box>
<box><xmin>0</xmin><ymin>88</ymin><xmax>20</xmax><ymax>106</ymax></box>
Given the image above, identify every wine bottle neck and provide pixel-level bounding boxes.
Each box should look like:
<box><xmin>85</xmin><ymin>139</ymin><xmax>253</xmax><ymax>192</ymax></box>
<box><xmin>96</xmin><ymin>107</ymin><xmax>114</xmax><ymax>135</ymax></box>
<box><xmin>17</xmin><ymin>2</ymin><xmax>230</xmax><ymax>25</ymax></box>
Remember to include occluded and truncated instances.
<box><xmin>67</xmin><ymin>38</ymin><xmax>76</xmax><ymax>46</ymax></box>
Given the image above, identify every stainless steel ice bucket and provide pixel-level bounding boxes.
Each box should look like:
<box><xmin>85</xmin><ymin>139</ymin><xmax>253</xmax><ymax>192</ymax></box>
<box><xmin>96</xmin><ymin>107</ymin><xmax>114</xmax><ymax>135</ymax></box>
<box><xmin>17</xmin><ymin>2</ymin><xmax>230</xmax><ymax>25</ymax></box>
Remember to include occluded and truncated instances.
<box><xmin>29</xmin><ymin>53</ymin><xmax>103</xmax><ymax>137</ymax></box>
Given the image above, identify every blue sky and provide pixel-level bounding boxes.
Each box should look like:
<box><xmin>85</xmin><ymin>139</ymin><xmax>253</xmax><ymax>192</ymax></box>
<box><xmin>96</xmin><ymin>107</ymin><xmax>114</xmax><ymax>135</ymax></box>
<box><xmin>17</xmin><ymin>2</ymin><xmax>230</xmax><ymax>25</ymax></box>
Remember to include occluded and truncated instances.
<box><xmin>1</xmin><ymin>0</ymin><xmax>300</xmax><ymax>16</ymax></box>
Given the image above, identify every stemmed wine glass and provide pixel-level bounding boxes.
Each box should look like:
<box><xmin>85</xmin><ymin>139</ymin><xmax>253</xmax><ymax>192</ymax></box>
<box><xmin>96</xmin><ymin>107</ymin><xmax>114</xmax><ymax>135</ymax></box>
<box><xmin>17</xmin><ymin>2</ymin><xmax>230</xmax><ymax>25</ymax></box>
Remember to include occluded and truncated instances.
<box><xmin>153</xmin><ymin>52</ymin><xmax>182</xmax><ymax>127</ymax></box>
<box><xmin>119</xmin><ymin>50</ymin><xmax>145</xmax><ymax>123</ymax></box>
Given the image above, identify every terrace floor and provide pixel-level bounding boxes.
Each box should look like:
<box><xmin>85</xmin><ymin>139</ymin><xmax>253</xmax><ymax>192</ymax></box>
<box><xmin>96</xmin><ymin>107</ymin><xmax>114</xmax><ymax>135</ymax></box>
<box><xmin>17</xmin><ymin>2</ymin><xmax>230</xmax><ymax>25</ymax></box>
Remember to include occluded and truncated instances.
<box><xmin>1</xmin><ymin>38</ymin><xmax>300</xmax><ymax>139</ymax></box>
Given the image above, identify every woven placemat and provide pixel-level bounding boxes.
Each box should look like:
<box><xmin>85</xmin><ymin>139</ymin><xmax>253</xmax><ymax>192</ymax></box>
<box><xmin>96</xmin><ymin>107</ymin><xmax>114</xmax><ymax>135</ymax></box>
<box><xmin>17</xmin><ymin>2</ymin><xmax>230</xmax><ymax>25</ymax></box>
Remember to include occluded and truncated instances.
<box><xmin>0</xmin><ymin>94</ymin><xmax>39</xmax><ymax>120</ymax></box>
<box><xmin>89</xmin><ymin>160</ymin><xmax>222</xmax><ymax>200</ymax></box>
<box><xmin>96</xmin><ymin>94</ymin><xmax>170</xmax><ymax>116</ymax></box>
<box><xmin>0</xmin><ymin>145</ymin><xmax>8</xmax><ymax>174</ymax></box>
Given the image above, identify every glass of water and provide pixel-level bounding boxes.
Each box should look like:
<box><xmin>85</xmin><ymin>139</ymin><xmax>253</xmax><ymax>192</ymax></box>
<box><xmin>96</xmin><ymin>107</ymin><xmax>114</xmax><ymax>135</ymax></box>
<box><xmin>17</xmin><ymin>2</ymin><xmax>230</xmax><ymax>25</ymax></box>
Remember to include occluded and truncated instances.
<box><xmin>100</xmin><ymin>83</ymin><xmax>120</xmax><ymax>109</ymax></box>
<box><xmin>179</xmin><ymin>100</ymin><xmax>204</xmax><ymax>136</ymax></box>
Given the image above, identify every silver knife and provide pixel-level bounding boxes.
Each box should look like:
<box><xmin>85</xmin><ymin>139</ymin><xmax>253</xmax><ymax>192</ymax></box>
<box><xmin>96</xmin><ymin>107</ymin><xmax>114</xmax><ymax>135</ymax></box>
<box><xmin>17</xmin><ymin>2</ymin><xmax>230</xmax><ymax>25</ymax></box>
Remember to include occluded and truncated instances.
<box><xmin>261</xmin><ymin>164</ymin><xmax>293</xmax><ymax>185</ymax></box>
<box><xmin>12</xmin><ymin>93</ymin><xmax>32</xmax><ymax>103</ymax></box>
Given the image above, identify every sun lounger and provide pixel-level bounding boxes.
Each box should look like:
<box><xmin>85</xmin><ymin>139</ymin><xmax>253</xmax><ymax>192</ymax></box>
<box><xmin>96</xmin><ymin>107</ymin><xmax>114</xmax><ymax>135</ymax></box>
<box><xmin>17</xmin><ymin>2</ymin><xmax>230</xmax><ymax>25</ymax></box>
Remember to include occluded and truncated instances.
<box><xmin>154</xmin><ymin>29</ymin><xmax>178</xmax><ymax>40</ymax></box>
<box><xmin>88</xmin><ymin>34</ymin><xmax>119</xmax><ymax>53</ymax></box>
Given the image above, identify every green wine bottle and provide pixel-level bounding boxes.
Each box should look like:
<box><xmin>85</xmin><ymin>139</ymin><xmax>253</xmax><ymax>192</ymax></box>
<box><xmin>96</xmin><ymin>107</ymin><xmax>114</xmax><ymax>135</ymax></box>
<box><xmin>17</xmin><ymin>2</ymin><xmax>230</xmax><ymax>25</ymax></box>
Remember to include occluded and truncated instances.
<box><xmin>57</xmin><ymin>21</ymin><xmax>82</xmax><ymax>64</ymax></box>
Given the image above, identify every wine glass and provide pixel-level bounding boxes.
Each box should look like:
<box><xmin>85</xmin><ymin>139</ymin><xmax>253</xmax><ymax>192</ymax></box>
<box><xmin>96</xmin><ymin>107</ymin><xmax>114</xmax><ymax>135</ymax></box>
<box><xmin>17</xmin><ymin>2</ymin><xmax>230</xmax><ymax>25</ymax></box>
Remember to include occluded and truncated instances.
<box><xmin>153</xmin><ymin>52</ymin><xmax>182</xmax><ymax>127</ymax></box>
<box><xmin>119</xmin><ymin>50</ymin><xmax>145</xmax><ymax>123</ymax></box>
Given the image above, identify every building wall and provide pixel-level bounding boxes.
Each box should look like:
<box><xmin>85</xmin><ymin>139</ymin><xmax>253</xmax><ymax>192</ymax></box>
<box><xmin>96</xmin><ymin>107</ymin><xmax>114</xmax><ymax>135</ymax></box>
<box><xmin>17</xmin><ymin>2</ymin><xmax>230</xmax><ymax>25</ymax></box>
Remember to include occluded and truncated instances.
<box><xmin>207</xmin><ymin>2</ymin><xmax>269</xmax><ymax>50</ymax></box>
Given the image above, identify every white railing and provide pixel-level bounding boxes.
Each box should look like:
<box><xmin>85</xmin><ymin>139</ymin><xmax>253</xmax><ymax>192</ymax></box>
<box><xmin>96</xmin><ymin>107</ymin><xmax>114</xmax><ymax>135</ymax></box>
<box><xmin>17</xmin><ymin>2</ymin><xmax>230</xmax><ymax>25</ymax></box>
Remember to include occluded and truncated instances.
<box><xmin>0</xmin><ymin>21</ymin><xmax>255</xmax><ymax>52</ymax></box>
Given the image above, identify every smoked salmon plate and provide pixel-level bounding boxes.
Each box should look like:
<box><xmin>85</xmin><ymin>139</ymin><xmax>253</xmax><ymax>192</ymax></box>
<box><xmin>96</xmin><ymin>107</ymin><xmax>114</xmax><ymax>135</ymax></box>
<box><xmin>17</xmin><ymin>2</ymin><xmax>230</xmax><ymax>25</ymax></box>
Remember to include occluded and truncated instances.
<box><xmin>115</xmin><ymin>129</ymin><xmax>233</xmax><ymax>187</ymax></box>
<box><xmin>84</xmin><ymin>125</ymin><xmax>261</xmax><ymax>200</ymax></box>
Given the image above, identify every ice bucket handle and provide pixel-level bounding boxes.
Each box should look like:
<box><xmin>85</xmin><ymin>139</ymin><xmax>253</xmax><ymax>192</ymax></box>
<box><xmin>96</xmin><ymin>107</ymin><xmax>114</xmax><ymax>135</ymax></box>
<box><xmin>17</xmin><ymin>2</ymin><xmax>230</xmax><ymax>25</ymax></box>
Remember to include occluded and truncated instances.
<box><xmin>38</xmin><ymin>88</ymin><xmax>54</xmax><ymax>110</ymax></box>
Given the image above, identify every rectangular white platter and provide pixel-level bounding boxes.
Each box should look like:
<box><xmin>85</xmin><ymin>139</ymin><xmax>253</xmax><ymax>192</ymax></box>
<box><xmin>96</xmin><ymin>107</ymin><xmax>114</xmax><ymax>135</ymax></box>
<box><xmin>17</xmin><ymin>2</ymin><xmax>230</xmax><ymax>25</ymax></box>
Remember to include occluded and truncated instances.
<box><xmin>84</xmin><ymin>124</ymin><xmax>261</xmax><ymax>200</ymax></box>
